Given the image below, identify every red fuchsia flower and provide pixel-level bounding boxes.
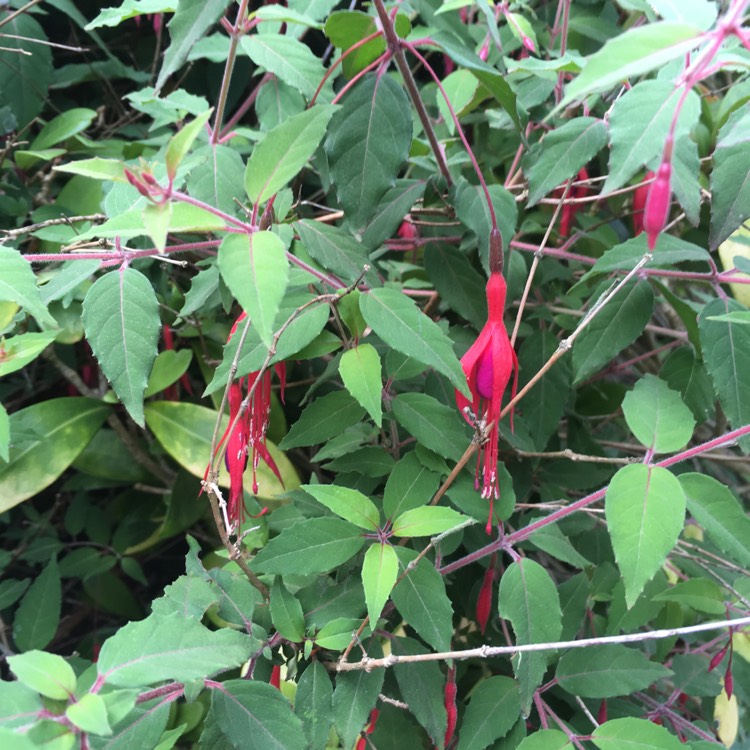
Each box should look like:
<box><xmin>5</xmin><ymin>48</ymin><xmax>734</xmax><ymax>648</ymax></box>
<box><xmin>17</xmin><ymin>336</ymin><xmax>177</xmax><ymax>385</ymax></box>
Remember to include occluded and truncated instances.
<box><xmin>643</xmin><ymin>136</ymin><xmax>673</xmax><ymax>250</ymax></box>
<box><xmin>455</xmin><ymin>270</ymin><xmax>518</xmax><ymax>534</ymax></box>
<box><xmin>210</xmin><ymin>312</ymin><xmax>286</xmax><ymax>527</ymax></box>
<box><xmin>631</xmin><ymin>170</ymin><xmax>654</xmax><ymax>236</ymax></box>
<box><xmin>355</xmin><ymin>709</ymin><xmax>379</xmax><ymax>750</ymax></box>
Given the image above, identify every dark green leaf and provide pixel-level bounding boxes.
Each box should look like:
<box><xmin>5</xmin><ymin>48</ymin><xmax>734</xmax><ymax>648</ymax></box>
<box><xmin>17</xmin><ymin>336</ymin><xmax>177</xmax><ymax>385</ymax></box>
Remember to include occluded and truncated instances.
<box><xmin>456</xmin><ymin>676</ymin><xmax>521</xmax><ymax>750</ymax></box>
<box><xmin>270</xmin><ymin>578</ymin><xmax>305</xmax><ymax>642</ymax></box>
<box><xmin>295</xmin><ymin>220</ymin><xmax>374</xmax><ymax>285</ymax></box>
<box><xmin>13</xmin><ymin>558</ymin><xmax>61</xmax><ymax>652</ymax></box>
<box><xmin>332</xmin><ymin>664</ymin><xmax>384</xmax><ymax>750</ymax></box>
<box><xmin>383</xmin><ymin>453</ymin><xmax>440</xmax><ymax>520</ymax></box>
<box><xmin>279</xmin><ymin>391</ymin><xmax>366</xmax><ymax>450</ymax></box>
<box><xmin>295</xmin><ymin>663</ymin><xmax>333</xmax><ymax>750</ymax></box>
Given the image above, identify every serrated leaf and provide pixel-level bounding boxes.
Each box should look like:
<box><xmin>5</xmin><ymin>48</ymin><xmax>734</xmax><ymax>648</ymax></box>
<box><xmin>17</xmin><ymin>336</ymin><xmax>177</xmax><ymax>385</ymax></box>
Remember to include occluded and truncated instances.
<box><xmin>143</xmin><ymin>200</ymin><xmax>172</xmax><ymax>253</ymax></box>
<box><xmin>271</xmin><ymin>578</ymin><xmax>305</xmax><ymax>642</ymax></box>
<box><xmin>295</xmin><ymin>663</ymin><xmax>333</xmax><ymax>750</ymax></box>
<box><xmin>456</xmin><ymin>676</ymin><xmax>520</xmax><ymax>750</ymax></box>
<box><xmin>218</xmin><ymin>231</ymin><xmax>289</xmax><ymax>347</ymax></box>
<box><xmin>245</xmin><ymin>106</ymin><xmax>336</xmax><ymax>204</ymax></box>
<box><xmin>82</xmin><ymin>268</ymin><xmax>160</xmax><ymax>426</ymax></box>
<box><xmin>652</xmin><ymin>578</ymin><xmax>726</xmax><ymax>615</ymax></box>
<box><xmin>362</xmin><ymin>543</ymin><xmax>398</xmax><ymax>626</ymax></box>
<box><xmin>295</xmin><ymin>220</ymin><xmax>374</xmax><ymax>285</ymax></box>
<box><xmin>165</xmin><ymin>108</ymin><xmax>212</xmax><ymax>181</ymax></box>
<box><xmin>383</xmin><ymin>453</ymin><xmax>440</xmax><ymax>520</ymax></box>
<box><xmin>156</xmin><ymin>0</ymin><xmax>228</xmax><ymax>92</ymax></box>
<box><xmin>525</xmin><ymin>117</ymin><xmax>607</xmax><ymax>206</ymax></box>
<box><xmin>7</xmin><ymin>651</ymin><xmax>76</xmax><ymax>700</ymax></box>
<box><xmin>391</xmin><ymin>505</ymin><xmax>469</xmax><ymax>538</ymax></box>
<box><xmin>0</xmin><ymin>247</ymin><xmax>57</xmax><ymax>329</ymax></box>
<box><xmin>303</xmin><ymin>484</ymin><xmax>379</xmax><ymax>530</ymax></box>
<box><xmin>561</xmin><ymin>22</ymin><xmax>703</xmax><ymax>107</ymax></box>
<box><xmin>592</xmin><ymin>717</ymin><xmax>684</xmax><ymax>750</ymax></box>
<box><xmin>325</xmin><ymin>73</ymin><xmax>412</xmax><ymax>230</ymax></box>
<box><xmin>557</xmin><ymin>644</ymin><xmax>671</xmax><ymax>698</ymax></box>
<box><xmin>680</xmin><ymin>472</ymin><xmax>750</xmax><ymax>568</ymax></box>
<box><xmin>621</xmin><ymin>374</ymin><xmax>695</xmax><ymax>452</ymax></box>
<box><xmin>498</xmin><ymin>559</ymin><xmax>562</xmax><ymax>711</ymax></box>
<box><xmin>339</xmin><ymin>344</ymin><xmax>382</xmax><ymax>427</ymax></box>
<box><xmin>13</xmin><ymin>558</ymin><xmax>61</xmax><ymax>652</ymax></box>
<box><xmin>252</xmin><ymin>518</ymin><xmax>365</xmax><ymax>575</ymax></box>
<box><xmin>606</xmin><ymin>464</ymin><xmax>685</xmax><ymax>607</ymax></box>
<box><xmin>187</xmin><ymin>144</ymin><xmax>245</xmax><ymax>214</ymax></box>
<box><xmin>279</xmin><ymin>391</ymin><xmax>366</xmax><ymax>450</ymax></box>
<box><xmin>333</xmin><ymin>664</ymin><xmax>384</xmax><ymax>750</ymax></box>
<box><xmin>360</xmin><ymin>288</ymin><xmax>469</xmax><ymax>396</ymax></box>
<box><xmin>210</xmin><ymin>680</ymin><xmax>307</xmax><ymax>750</ymax></box>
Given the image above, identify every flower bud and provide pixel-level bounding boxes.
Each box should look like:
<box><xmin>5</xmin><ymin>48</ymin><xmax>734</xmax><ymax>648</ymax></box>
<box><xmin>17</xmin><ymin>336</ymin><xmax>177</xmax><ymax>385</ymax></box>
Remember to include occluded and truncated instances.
<box><xmin>643</xmin><ymin>141</ymin><xmax>673</xmax><ymax>250</ymax></box>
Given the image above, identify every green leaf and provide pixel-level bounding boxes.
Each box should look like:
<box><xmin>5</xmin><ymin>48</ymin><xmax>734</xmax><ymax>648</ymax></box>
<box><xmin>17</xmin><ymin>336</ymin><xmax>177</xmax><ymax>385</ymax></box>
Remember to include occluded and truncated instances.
<box><xmin>187</xmin><ymin>144</ymin><xmax>245</xmax><ymax>214</ymax></box>
<box><xmin>0</xmin><ymin>331</ymin><xmax>57</xmax><ymax>378</ymax></box>
<box><xmin>156</xmin><ymin>0</ymin><xmax>228</xmax><ymax>92</ymax></box>
<box><xmin>144</xmin><ymin>349</ymin><xmax>193</xmax><ymax>398</ymax></box>
<box><xmin>144</xmin><ymin>401</ymin><xmax>298</xmax><ymax>501</ymax></box>
<box><xmin>0</xmin><ymin>404</ymin><xmax>8</xmax><ymax>463</ymax></box>
<box><xmin>456</xmin><ymin>676</ymin><xmax>521</xmax><ymax>750</ymax></box>
<box><xmin>621</xmin><ymin>374</ymin><xmax>695</xmax><ymax>452</ymax></box>
<box><xmin>325</xmin><ymin>73</ymin><xmax>412</xmax><ymax>230</ymax></box>
<box><xmin>362</xmin><ymin>543</ymin><xmax>398</xmax><ymax>626</ymax></box>
<box><xmin>525</xmin><ymin>117</ymin><xmax>607</xmax><ymax>206</ymax></box>
<box><xmin>660</xmin><ymin>346</ymin><xmax>715</xmax><ymax>423</ymax></box>
<box><xmin>165</xmin><ymin>108</ymin><xmax>213</xmax><ymax>181</ymax></box>
<box><xmin>557</xmin><ymin>644</ymin><xmax>671</xmax><ymax>698</ymax></box>
<box><xmin>13</xmin><ymin>557</ymin><xmax>61</xmax><ymax>652</ymax></box>
<box><xmin>242</xmin><ymin>34</ymin><xmax>328</xmax><ymax>101</ymax></box>
<box><xmin>561</xmin><ymin>22</ymin><xmax>703</xmax><ymax>107</ymax></box>
<box><xmin>314</xmin><ymin>618</ymin><xmax>365</xmax><ymax>650</ymax></box>
<box><xmin>606</xmin><ymin>464</ymin><xmax>686</xmax><ymax>607</ymax></box>
<box><xmin>270</xmin><ymin>578</ymin><xmax>305</xmax><ymax>642</ymax></box>
<box><xmin>67</xmin><ymin>693</ymin><xmax>112</xmax><ymax>736</ymax></box>
<box><xmin>710</xmin><ymin>107</ymin><xmax>750</xmax><ymax>249</ymax></box>
<box><xmin>339</xmin><ymin>344</ymin><xmax>383</xmax><ymax>427</ymax></box>
<box><xmin>498</xmin><ymin>559</ymin><xmax>562</xmax><ymax>711</ymax></box>
<box><xmin>391</xmin><ymin>506</ymin><xmax>469</xmax><ymax>538</ymax></box>
<box><xmin>360</xmin><ymin>288</ymin><xmax>469</xmax><ymax>396</ymax></box>
<box><xmin>516</xmin><ymin>729</ymin><xmax>570</xmax><ymax>750</ymax></box>
<box><xmin>295</xmin><ymin>220</ymin><xmax>374</xmax><ymax>285</ymax></box>
<box><xmin>97</xmin><ymin>612</ymin><xmax>253</xmax><ymax>688</ymax></box>
<box><xmin>210</xmin><ymin>680</ymin><xmax>307</xmax><ymax>750</ymax></box>
<box><xmin>572</xmin><ymin>280</ymin><xmax>654</xmax><ymax>383</ymax></box>
<box><xmin>332</xmin><ymin>666</ymin><xmax>384</xmax><ymax>750</ymax></box>
<box><xmin>698</xmin><ymin>297</ymin><xmax>750</xmax><ymax>449</ymax></box>
<box><xmin>218</xmin><ymin>231</ymin><xmax>289</xmax><ymax>347</ymax></box>
<box><xmin>592</xmin><ymin>717</ymin><xmax>684</xmax><ymax>750</ymax></box>
<box><xmin>252</xmin><ymin>518</ymin><xmax>365</xmax><ymax>575</ymax></box>
<box><xmin>303</xmin><ymin>484</ymin><xmax>380</xmax><ymax>530</ymax></box>
<box><xmin>360</xmin><ymin>180</ymin><xmax>427</xmax><ymax>252</ymax></box>
<box><xmin>680</xmin><ymin>472</ymin><xmax>750</xmax><ymax>568</ymax></box>
<box><xmin>295</xmin><ymin>663</ymin><xmax>333</xmax><ymax>750</ymax></box>
<box><xmin>392</xmin><ymin>547</ymin><xmax>453</xmax><ymax>652</ymax></box>
<box><xmin>0</xmin><ymin>728</ymin><xmax>36</xmax><ymax>750</ymax></box>
<box><xmin>7</xmin><ymin>651</ymin><xmax>76</xmax><ymax>700</ymax></box>
<box><xmin>245</xmin><ymin>106</ymin><xmax>336</xmax><ymax>204</ymax></box>
<box><xmin>383</xmin><ymin>453</ymin><xmax>440</xmax><ymax>520</ymax></box>
<box><xmin>652</xmin><ymin>578</ymin><xmax>726</xmax><ymax>615</ymax></box>
<box><xmin>53</xmin><ymin>156</ymin><xmax>128</xmax><ymax>182</ymax></box>
<box><xmin>279</xmin><ymin>391</ymin><xmax>366</xmax><ymax>450</ymax></box>
<box><xmin>650</xmin><ymin>0</ymin><xmax>718</xmax><ymax>29</ymax></box>
<box><xmin>0</xmin><ymin>681</ymin><xmax>42</xmax><ymax>730</ymax></box>
<box><xmin>323</xmin><ymin>447</ymin><xmax>394</xmax><ymax>477</ymax></box>
<box><xmin>143</xmin><ymin>200</ymin><xmax>173</xmax><ymax>253</ymax></box>
<box><xmin>82</xmin><ymin>268</ymin><xmax>160</xmax><ymax>426</ymax></box>
<box><xmin>31</xmin><ymin>108</ymin><xmax>97</xmax><ymax>150</ymax></box>
<box><xmin>0</xmin><ymin>398</ymin><xmax>108</xmax><ymax>513</ymax></box>
<box><xmin>604</xmin><ymin>80</ymin><xmax>700</xmax><ymax>194</ymax></box>
<box><xmin>0</xmin><ymin>247</ymin><xmax>57</xmax><ymax>329</ymax></box>
<box><xmin>40</xmin><ymin>260</ymin><xmax>100</xmax><ymax>305</ymax></box>
<box><xmin>391</xmin><ymin>393</ymin><xmax>470</xmax><ymax>461</ymax></box>
<box><xmin>86</xmin><ymin>0</ymin><xmax>176</xmax><ymax>29</ymax></box>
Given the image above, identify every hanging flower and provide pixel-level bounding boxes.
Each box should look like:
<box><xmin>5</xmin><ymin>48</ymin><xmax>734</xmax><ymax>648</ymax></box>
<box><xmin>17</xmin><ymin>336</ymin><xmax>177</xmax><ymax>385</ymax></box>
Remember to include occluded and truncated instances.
<box><xmin>643</xmin><ymin>135</ymin><xmax>673</xmax><ymax>251</ymax></box>
<box><xmin>455</xmin><ymin>271</ymin><xmax>518</xmax><ymax>534</ymax></box>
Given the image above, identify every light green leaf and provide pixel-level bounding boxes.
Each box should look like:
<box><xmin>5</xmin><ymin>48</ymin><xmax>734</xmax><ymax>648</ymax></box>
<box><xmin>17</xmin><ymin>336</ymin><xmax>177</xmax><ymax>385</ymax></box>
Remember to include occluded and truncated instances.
<box><xmin>561</xmin><ymin>22</ymin><xmax>703</xmax><ymax>107</ymax></box>
<box><xmin>325</xmin><ymin>73</ymin><xmax>412</xmax><ymax>230</ymax></box>
<box><xmin>144</xmin><ymin>401</ymin><xmax>298</xmax><ymax>501</ymax></box>
<box><xmin>303</xmin><ymin>484</ymin><xmax>379</xmax><ymax>531</ymax></box>
<box><xmin>165</xmin><ymin>108</ymin><xmax>213</xmax><ymax>181</ymax></box>
<box><xmin>53</xmin><ymin>156</ymin><xmax>128</xmax><ymax>182</ymax></box>
<box><xmin>279</xmin><ymin>391</ymin><xmax>365</xmax><ymax>450</ymax></box>
<box><xmin>0</xmin><ymin>247</ymin><xmax>57</xmax><ymax>329</ymax></box>
<box><xmin>31</xmin><ymin>108</ymin><xmax>97</xmax><ymax>150</ymax></box>
<box><xmin>40</xmin><ymin>260</ymin><xmax>100</xmax><ymax>305</ymax></box>
<box><xmin>0</xmin><ymin>398</ymin><xmax>108</xmax><ymax>512</ymax></box>
<box><xmin>516</xmin><ymin>729</ymin><xmax>570</xmax><ymax>750</ymax></box>
<box><xmin>156</xmin><ymin>0</ymin><xmax>228</xmax><ymax>92</ymax></box>
<box><xmin>338</xmin><ymin>344</ymin><xmax>382</xmax><ymax>427</ymax></box>
<box><xmin>86</xmin><ymin>0</ymin><xmax>176</xmax><ymax>29</ymax></box>
<box><xmin>67</xmin><ymin>693</ymin><xmax>112</xmax><ymax>736</ymax></box>
<box><xmin>295</xmin><ymin>663</ymin><xmax>333</xmax><ymax>750</ymax></box>
<box><xmin>680</xmin><ymin>472</ymin><xmax>750</xmax><ymax>568</ymax></box>
<box><xmin>245</xmin><ymin>106</ymin><xmax>336</xmax><ymax>204</ymax></box>
<box><xmin>0</xmin><ymin>681</ymin><xmax>42</xmax><ymax>730</ymax></box>
<box><xmin>606</xmin><ymin>464</ymin><xmax>686</xmax><ymax>607</ymax></box>
<box><xmin>456</xmin><ymin>676</ymin><xmax>521</xmax><ymax>750</ymax></box>
<box><xmin>360</xmin><ymin>288</ymin><xmax>469</xmax><ymax>396</ymax></box>
<box><xmin>391</xmin><ymin>505</ymin><xmax>469</xmax><ymax>538</ymax></box>
<box><xmin>652</xmin><ymin>578</ymin><xmax>727</xmax><ymax>615</ymax></box>
<box><xmin>362</xmin><ymin>543</ymin><xmax>398</xmax><ymax>626</ymax></box>
<box><xmin>0</xmin><ymin>331</ymin><xmax>57</xmax><ymax>378</ymax></box>
<box><xmin>498</xmin><ymin>559</ymin><xmax>562</xmax><ymax>712</ymax></box>
<box><xmin>592</xmin><ymin>717</ymin><xmax>685</xmax><ymax>750</ymax></box>
<box><xmin>82</xmin><ymin>268</ymin><xmax>160</xmax><ymax>426</ymax></box>
<box><xmin>252</xmin><ymin>518</ymin><xmax>365</xmax><ymax>575</ymax></box>
<box><xmin>218</xmin><ymin>231</ymin><xmax>289</xmax><ymax>347</ymax></box>
<box><xmin>621</xmin><ymin>374</ymin><xmax>695</xmax><ymax>452</ymax></box>
<box><xmin>13</xmin><ymin>558</ymin><xmax>61</xmax><ymax>652</ymax></box>
<box><xmin>525</xmin><ymin>117</ymin><xmax>607</xmax><ymax>206</ymax></box>
<box><xmin>271</xmin><ymin>578</ymin><xmax>305</xmax><ymax>642</ymax></box>
<box><xmin>143</xmin><ymin>200</ymin><xmax>173</xmax><ymax>253</ymax></box>
<box><xmin>556</xmin><ymin>644</ymin><xmax>671</xmax><ymax>698</ymax></box>
<box><xmin>7</xmin><ymin>651</ymin><xmax>76</xmax><ymax>700</ymax></box>
<box><xmin>144</xmin><ymin>349</ymin><xmax>193</xmax><ymax>398</ymax></box>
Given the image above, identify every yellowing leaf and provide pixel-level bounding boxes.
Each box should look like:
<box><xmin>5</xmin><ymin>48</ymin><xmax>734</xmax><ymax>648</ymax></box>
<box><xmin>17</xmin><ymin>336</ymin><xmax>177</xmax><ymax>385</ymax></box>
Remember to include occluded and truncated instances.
<box><xmin>717</xmin><ymin>226</ymin><xmax>750</xmax><ymax>306</ymax></box>
<box><xmin>714</xmin><ymin>683</ymin><xmax>738</xmax><ymax>748</ymax></box>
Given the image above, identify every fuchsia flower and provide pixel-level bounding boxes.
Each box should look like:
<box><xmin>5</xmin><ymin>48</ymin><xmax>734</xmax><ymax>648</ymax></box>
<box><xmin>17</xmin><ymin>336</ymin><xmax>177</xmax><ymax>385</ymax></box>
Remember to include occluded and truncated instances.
<box><xmin>211</xmin><ymin>312</ymin><xmax>286</xmax><ymax>527</ymax></box>
<box><xmin>643</xmin><ymin>135</ymin><xmax>673</xmax><ymax>250</ymax></box>
<box><xmin>455</xmin><ymin>270</ymin><xmax>518</xmax><ymax>534</ymax></box>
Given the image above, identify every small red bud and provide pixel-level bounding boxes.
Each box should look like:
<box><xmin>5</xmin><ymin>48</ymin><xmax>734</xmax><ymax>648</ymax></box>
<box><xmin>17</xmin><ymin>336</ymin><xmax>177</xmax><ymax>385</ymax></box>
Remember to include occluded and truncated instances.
<box><xmin>124</xmin><ymin>168</ymin><xmax>150</xmax><ymax>198</ymax></box>
<box><xmin>141</xmin><ymin>171</ymin><xmax>158</xmax><ymax>186</ymax></box>
<box><xmin>478</xmin><ymin>41</ymin><xmax>490</xmax><ymax>61</ymax></box>
<box><xmin>270</xmin><ymin>665</ymin><xmax>281</xmax><ymax>689</ymax></box>
<box><xmin>643</xmin><ymin>142</ymin><xmax>673</xmax><ymax>250</ymax></box>
<box><xmin>476</xmin><ymin>564</ymin><xmax>495</xmax><ymax>634</ymax></box>
<box><xmin>522</xmin><ymin>35</ymin><xmax>536</xmax><ymax>53</ymax></box>
<box><xmin>708</xmin><ymin>644</ymin><xmax>729</xmax><ymax>672</ymax></box>
<box><xmin>724</xmin><ymin>664</ymin><xmax>733</xmax><ymax>700</ymax></box>
<box><xmin>444</xmin><ymin>668</ymin><xmax>458</xmax><ymax>747</ymax></box>
<box><xmin>397</xmin><ymin>219</ymin><xmax>418</xmax><ymax>242</ymax></box>
<box><xmin>597</xmin><ymin>699</ymin><xmax>607</xmax><ymax>725</ymax></box>
<box><xmin>632</xmin><ymin>171</ymin><xmax>654</xmax><ymax>236</ymax></box>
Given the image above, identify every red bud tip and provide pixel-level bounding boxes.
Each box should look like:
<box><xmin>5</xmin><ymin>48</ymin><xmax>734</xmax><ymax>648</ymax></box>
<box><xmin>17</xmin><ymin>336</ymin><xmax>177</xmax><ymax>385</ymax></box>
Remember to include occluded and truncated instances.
<box><xmin>522</xmin><ymin>35</ymin><xmax>536</xmax><ymax>53</ymax></box>
<box><xmin>643</xmin><ymin>159</ymin><xmax>672</xmax><ymax>250</ymax></box>
<box><xmin>270</xmin><ymin>665</ymin><xmax>281</xmax><ymax>689</ymax></box>
<box><xmin>597</xmin><ymin>700</ymin><xmax>608</xmax><ymax>725</ymax></box>
<box><xmin>709</xmin><ymin>644</ymin><xmax>729</xmax><ymax>672</ymax></box>
<box><xmin>725</xmin><ymin>664</ymin><xmax>733</xmax><ymax>699</ymax></box>
<box><xmin>444</xmin><ymin>671</ymin><xmax>458</xmax><ymax>747</ymax></box>
<box><xmin>479</xmin><ymin>41</ymin><xmax>490</xmax><ymax>61</ymax></box>
<box><xmin>124</xmin><ymin>168</ymin><xmax>150</xmax><ymax>198</ymax></box>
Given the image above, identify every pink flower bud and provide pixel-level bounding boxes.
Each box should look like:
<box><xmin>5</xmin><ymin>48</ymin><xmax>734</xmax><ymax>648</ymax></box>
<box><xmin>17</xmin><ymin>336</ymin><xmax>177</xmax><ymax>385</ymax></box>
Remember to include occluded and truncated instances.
<box><xmin>709</xmin><ymin>644</ymin><xmax>729</xmax><ymax>672</ymax></box>
<box><xmin>643</xmin><ymin>152</ymin><xmax>672</xmax><ymax>250</ymax></box>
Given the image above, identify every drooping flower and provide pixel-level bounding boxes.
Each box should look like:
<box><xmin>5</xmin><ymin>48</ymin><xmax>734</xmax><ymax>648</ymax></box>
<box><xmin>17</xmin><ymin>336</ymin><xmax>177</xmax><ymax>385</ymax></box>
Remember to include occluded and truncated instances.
<box><xmin>455</xmin><ymin>271</ymin><xmax>518</xmax><ymax>534</ymax></box>
<box><xmin>643</xmin><ymin>136</ymin><xmax>673</xmax><ymax>250</ymax></box>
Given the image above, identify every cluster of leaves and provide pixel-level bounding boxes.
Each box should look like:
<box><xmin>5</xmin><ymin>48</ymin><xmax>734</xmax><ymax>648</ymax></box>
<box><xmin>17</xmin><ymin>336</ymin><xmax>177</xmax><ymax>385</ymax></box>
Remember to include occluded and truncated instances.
<box><xmin>1</xmin><ymin>0</ymin><xmax>750</xmax><ymax>748</ymax></box>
